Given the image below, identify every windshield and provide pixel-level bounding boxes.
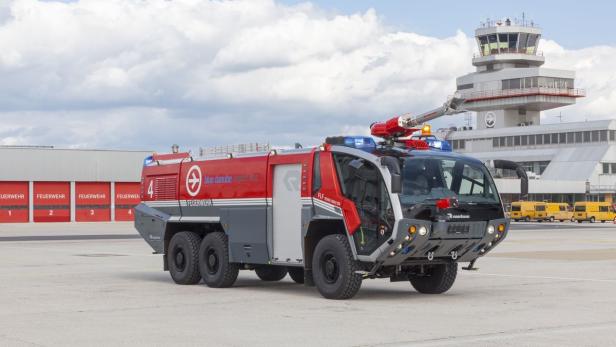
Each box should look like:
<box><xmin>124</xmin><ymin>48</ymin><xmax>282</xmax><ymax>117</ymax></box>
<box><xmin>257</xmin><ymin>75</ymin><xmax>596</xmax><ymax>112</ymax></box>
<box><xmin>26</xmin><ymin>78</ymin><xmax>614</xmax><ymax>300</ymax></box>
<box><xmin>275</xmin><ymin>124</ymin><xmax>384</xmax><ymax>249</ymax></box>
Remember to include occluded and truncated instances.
<box><xmin>574</xmin><ymin>205</ymin><xmax>585</xmax><ymax>212</ymax></box>
<box><xmin>400</xmin><ymin>157</ymin><xmax>500</xmax><ymax>206</ymax></box>
<box><xmin>535</xmin><ymin>205</ymin><xmax>546</xmax><ymax>211</ymax></box>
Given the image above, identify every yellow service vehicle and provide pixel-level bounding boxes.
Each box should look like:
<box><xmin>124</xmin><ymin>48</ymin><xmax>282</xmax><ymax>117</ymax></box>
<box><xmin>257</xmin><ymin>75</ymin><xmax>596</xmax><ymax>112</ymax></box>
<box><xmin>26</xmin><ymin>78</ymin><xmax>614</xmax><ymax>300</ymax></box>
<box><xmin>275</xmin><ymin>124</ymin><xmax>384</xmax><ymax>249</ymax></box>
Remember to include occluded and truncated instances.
<box><xmin>510</xmin><ymin>201</ymin><xmax>548</xmax><ymax>222</ymax></box>
<box><xmin>573</xmin><ymin>202</ymin><xmax>616</xmax><ymax>223</ymax></box>
<box><xmin>546</xmin><ymin>203</ymin><xmax>573</xmax><ymax>222</ymax></box>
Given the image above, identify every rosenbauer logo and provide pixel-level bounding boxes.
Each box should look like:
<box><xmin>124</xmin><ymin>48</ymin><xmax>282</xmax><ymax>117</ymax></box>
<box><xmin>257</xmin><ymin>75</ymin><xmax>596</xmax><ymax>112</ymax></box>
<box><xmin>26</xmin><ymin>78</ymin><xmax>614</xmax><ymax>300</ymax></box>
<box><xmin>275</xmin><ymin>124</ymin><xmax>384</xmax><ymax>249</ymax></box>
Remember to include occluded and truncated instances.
<box><xmin>186</xmin><ymin>165</ymin><xmax>202</xmax><ymax>197</ymax></box>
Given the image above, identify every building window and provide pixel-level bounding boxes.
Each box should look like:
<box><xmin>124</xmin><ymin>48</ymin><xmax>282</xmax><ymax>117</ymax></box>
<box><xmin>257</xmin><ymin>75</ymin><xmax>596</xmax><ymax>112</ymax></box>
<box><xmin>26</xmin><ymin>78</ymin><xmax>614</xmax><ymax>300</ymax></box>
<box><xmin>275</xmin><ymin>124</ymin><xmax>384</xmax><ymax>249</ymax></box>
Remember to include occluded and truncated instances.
<box><xmin>499</xmin><ymin>137</ymin><xmax>506</xmax><ymax>147</ymax></box>
<box><xmin>529</xmin><ymin>135</ymin><xmax>535</xmax><ymax>145</ymax></box>
<box><xmin>604</xmin><ymin>163</ymin><xmax>610</xmax><ymax>174</ymax></box>
<box><xmin>567</xmin><ymin>132</ymin><xmax>574</xmax><ymax>143</ymax></box>
<box><xmin>610</xmin><ymin>130</ymin><xmax>616</xmax><ymax>141</ymax></box>
<box><xmin>552</xmin><ymin>133</ymin><xmax>559</xmax><ymax>144</ymax></box>
<box><xmin>544</xmin><ymin>134</ymin><xmax>551</xmax><ymax>144</ymax></box>
<box><xmin>536</xmin><ymin>134</ymin><xmax>543</xmax><ymax>145</ymax></box>
<box><xmin>493</xmin><ymin>137</ymin><xmax>499</xmax><ymax>148</ymax></box>
<box><xmin>584</xmin><ymin>131</ymin><xmax>591</xmax><ymax>142</ymax></box>
<box><xmin>575</xmin><ymin>132</ymin><xmax>583</xmax><ymax>143</ymax></box>
<box><xmin>592</xmin><ymin>130</ymin><xmax>599</xmax><ymax>142</ymax></box>
<box><xmin>459</xmin><ymin>140</ymin><xmax>465</xmax><ymax>149</ymax></box>
<box><xmin>600</xmin><ymin>130</ymin><xmax>608</xmax><ymax>142</ymax></box>
<box><xmin>506</xmin><ymin>136</ymin><xmax>513</xmax><ymax>146</ymax></box>
<box><xmin>458</xmin><ymin>83</ymin><xmax>473</xmax><ymax>90</ymax></box>
<box><xmin>612</xmin><ymin>163</ymin><xmax>616</xmax><ymax>174</ymax></box>
<box><xmin>521</xmin><ymin>135</ymin><xmax>528</xmax><ymax>146</ymax></box>
<box><xmin>559</xmin><ymin>133</ymin><xmax>567</xmax><ymax>143</ymax></box>
<box><xmin>514</xmin><ymin>136</ymin><xmax>520</xmax><ymax>146</ymax></box>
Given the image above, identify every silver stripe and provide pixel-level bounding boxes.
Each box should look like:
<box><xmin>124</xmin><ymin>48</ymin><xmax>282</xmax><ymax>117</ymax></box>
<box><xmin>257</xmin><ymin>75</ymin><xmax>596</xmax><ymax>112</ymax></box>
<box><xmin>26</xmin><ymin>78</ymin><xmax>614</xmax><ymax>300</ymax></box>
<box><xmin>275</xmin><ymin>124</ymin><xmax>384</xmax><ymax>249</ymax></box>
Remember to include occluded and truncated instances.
<box><xmin>314</xmin><ymin>199</ymin><xmax>342</xmax><ymax>215</ymax></box>
<box><xmin>169</xmin><ymin>216</ymin><xmax>220</xmax><ymax>223</ymax></box>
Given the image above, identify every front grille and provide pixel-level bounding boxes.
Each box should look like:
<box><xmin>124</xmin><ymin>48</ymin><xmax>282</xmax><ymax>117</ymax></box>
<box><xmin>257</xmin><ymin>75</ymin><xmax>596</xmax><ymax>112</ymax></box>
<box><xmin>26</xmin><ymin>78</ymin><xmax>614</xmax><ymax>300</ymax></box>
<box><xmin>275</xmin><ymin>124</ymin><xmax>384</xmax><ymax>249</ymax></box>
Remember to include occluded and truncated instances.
<box><xmin>447</xmin><ymin>224</ymin><xmax>470</xmax><ymax>234</ymax></box>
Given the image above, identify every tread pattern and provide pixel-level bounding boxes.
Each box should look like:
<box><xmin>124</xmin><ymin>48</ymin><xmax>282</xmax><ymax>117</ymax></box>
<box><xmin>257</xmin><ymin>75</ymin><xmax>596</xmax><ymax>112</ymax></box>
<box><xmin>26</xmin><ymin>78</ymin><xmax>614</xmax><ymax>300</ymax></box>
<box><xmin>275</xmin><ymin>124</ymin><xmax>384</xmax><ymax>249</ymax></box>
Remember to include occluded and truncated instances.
<box><xmin>168</xmin><ymin>231</ymin><xmax>202</xmax><ymax>285</ymax></box>
<box><xmin>313</xmin><ymin>234</ymin><xmax>362</xmax><ymax>299</ymax></box>
<box><xmin>410</xmin><ymin>263</ymin><xmax>457</xmax><ymax>294</ymax></box>
<box><xmin>287</xmin><ymin>267</ymin><xmax>305</xmax><ymax>284</ymax></box>
<box><xmin>201</xmin><ymin>232</ymin><xmax>239</xmax><ymax>288</ymax></box>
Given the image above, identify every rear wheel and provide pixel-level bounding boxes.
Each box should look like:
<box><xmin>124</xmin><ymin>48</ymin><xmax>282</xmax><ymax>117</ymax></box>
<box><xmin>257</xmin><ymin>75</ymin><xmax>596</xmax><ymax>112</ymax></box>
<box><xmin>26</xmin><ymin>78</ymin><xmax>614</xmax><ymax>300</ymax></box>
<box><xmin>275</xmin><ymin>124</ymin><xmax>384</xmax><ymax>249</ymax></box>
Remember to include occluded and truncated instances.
<box><xmin>549</xmin><ymin>216</ymin><xmax>555</xmax><ymax>222</ymax></box>
<box><xmin>590</xmin><ymin>216</ymin><xmax>596</xmax><ymax>223</ymax></box>
<box><xmin>577</xmin><ymin>220</ymin><xmax>583</xmax><ymax>223</ymax></box>
<box><xmin>167</xmin><ymin>231</ymin><xmax>202</xmax><ymax>285</ymax></box>
<box><xmin>410</xmin><ymin>263</ymin><xmax>458</xmax><ymax>294</ymax></box>
<box><xmin>524</xmin><ymin>216</ymin><xmax>531</xmax><ymax>222</ymax></box>
<box><xmin>255</xmin><ymin>266</ymin><xmax>288</xmax><ymax>281</ymax></box>
<box><xmin>288</xmin><ymin>267</ymin><xmax>305</xmax><ymax>284</ymax></box>
<box><xmin>199</xmin><ymin>232</ymin><xmax>239</xmax><ymax>288</ymax></box>
<box><xmin>312</xmin><ymin>234</ymin><xmax>362</xmax><ymax>300</ymax></box>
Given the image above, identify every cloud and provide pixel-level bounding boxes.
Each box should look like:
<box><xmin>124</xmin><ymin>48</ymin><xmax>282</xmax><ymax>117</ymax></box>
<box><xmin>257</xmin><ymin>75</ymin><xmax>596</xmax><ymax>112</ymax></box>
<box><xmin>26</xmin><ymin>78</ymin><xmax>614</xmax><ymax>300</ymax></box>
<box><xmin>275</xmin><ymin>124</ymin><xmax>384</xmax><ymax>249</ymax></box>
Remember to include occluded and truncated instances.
<box><xmin>0</xmin><ymin>0</ymin><xmax>614</xmax><ymax>151</ymax></box>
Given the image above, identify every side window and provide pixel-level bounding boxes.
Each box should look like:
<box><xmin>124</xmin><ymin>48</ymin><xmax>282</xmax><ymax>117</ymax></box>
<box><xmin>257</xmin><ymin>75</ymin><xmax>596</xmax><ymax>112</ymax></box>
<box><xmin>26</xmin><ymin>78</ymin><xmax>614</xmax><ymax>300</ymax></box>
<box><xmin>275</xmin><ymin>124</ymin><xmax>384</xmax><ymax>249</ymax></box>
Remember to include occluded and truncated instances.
<box><xmin>333</xmin><ymin>153</ymin><xmax>394</xmax><ymax>255</ymax></box>
<box><xmin>599</xmin><ymin>205</ymin><xmax>608</xmax><ymax>212</ymax></box>
<box><xmin>312</xmin><ymin>152</ymin><xmax>321</xmax><ymax>194</ymax></box>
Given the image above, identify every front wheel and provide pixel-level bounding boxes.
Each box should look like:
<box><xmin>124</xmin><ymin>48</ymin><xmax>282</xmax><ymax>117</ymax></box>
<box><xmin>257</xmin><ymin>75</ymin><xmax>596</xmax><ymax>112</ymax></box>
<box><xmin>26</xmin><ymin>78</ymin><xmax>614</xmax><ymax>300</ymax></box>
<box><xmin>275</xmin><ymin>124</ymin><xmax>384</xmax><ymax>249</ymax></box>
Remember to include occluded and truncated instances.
<box><xmin>255</xmin><ymin>266</ymin><xmax>287</xmax><ymax>281</ymax></box>
<box><xmin>199</xmin><ymin>232</ymin><xmax>239</xmax><ymax>288</ymax></box>
<box><xmin>312</xmin><ymin>235</ymin><xmax>362</xmax><ymax>300</ymax></box>
<box><xmin>524</xmin><ymin>216</ymin><xmax>531</xmax><ymax>222</ymax></box>
<box><xmin>590</xmin><ymin>216</ymin><xmax>596</xmax><ymax>223</ymax></box>
<box><xmin>167</xmin><ymin>231</ymin><xmax>202</xmax><ymax>285</ymax></box>
<box><xmin>549</xmin><ymin>217</ymin><xmax>555</xmax><ymax>223</ymax></box>
<box><xmin>410</xmin><ymin>263</ymin><xmax>457</xmax><ymax>294</ymax></box>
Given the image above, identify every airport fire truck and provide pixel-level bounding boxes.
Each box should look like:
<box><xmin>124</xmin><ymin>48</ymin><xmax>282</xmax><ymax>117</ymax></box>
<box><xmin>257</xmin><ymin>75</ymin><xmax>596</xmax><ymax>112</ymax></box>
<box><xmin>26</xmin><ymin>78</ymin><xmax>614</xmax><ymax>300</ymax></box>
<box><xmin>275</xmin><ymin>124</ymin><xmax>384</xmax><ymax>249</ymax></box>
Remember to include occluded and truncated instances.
<box><xmin>135</xmin><ymin>95</ymin><xmax>525</xmax><ymax>299</ymax></box>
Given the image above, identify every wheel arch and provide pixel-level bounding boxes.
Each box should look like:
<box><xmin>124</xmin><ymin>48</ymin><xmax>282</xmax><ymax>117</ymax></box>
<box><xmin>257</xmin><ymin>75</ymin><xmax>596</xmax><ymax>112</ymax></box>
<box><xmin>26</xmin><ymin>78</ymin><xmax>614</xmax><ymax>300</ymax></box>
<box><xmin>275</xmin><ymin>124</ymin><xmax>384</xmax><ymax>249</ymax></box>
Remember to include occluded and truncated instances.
<box><xmin>304</xmin><ymin>218</ymin><xmax>347</xmax><ymax>271</ymax></box>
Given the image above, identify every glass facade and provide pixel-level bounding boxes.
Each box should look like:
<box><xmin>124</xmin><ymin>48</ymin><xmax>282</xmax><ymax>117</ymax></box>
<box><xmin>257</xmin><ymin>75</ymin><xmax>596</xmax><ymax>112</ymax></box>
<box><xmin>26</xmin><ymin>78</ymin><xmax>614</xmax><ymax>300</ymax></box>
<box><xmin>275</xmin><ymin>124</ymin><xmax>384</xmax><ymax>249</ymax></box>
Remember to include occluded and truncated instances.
<box><xmin>502</xmin><ymin>77</ymin><xmax>574</xmax><ymax>90</ymax></box>
<box><xmin>478</xmin><ymin>32</ymin><xmax>539</xmax><ymax>56</ymax></box>
<box><xmin>491</xmin><ymin>130</ymin><xmax>612</xmax><ymax>148</ymax></box>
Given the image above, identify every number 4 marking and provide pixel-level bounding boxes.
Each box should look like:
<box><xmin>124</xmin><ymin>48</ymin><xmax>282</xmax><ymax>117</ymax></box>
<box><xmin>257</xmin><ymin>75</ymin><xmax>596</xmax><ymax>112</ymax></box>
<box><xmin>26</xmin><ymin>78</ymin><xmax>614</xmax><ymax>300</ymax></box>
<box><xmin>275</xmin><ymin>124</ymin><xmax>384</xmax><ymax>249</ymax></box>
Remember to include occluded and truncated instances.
<box><xmin>147</xmin><ymin>180</ymin><xmax>154</xmax><ymax>198</ymax></box>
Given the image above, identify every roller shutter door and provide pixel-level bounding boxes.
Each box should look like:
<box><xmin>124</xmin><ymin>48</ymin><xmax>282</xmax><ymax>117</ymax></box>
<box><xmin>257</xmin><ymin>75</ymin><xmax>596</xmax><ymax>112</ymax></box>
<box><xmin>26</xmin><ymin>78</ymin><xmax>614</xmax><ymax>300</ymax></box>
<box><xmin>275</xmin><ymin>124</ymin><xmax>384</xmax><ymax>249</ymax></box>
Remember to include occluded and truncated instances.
<box><xmin>34</xmin><ymin>182</ymin><xmax>70</xmax><ymax>222</ymax></box>
<box><xmin>75</xmin><ymin>182</ymin><xmax>111</xmax><ymax>222</ymax></box>
<box><xmin>0</xmin><ymin>182</ymin><xmax>29</xmax><ymax>223</ymax></box>
<box><xmin>114</xmin><ymin>182</ymin><xmax>140</xmax><ymax>221</ymax></box>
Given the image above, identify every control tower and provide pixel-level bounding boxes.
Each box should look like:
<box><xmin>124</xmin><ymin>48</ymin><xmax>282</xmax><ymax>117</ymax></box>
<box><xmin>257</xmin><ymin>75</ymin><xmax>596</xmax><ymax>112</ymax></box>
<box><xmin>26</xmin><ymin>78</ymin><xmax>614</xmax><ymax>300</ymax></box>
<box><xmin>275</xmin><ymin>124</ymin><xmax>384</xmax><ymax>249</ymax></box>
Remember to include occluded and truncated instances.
<box><xmin>456</xmin><ymin>17</ymin><xmax>584</xmax><ymax>129</ymax></box>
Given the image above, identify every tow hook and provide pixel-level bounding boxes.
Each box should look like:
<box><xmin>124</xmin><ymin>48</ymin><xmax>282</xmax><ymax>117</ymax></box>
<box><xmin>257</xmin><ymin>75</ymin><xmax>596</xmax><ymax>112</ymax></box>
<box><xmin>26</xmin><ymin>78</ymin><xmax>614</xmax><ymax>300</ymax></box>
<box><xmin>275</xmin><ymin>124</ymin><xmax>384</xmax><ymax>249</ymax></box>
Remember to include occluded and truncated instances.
<box><xmin>427</xmin><ymin>252</ymin><xmax>434</xmax><ymax>261</ymax></box>
<box><xmin>450</xmin><ymin>251</ymin><xmax>458</xmax><ymax>260</ymax></box>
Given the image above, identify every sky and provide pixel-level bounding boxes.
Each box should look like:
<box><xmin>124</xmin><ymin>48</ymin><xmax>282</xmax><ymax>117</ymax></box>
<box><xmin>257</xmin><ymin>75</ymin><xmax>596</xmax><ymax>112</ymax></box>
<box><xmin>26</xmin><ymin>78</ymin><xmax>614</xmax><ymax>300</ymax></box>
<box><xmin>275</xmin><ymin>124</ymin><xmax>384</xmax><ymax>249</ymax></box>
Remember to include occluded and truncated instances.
<box><xmin>1</xmin><ymin>0</ymin><xmax>615</xmax><ymax>152</ymax></box>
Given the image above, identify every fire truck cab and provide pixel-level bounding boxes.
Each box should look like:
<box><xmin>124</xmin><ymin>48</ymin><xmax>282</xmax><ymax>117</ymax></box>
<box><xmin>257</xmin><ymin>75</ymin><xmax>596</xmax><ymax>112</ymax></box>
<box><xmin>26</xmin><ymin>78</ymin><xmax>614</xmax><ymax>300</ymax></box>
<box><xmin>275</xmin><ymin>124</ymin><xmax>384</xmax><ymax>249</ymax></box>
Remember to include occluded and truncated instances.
<box><xmin>135</xmin><ymin>135</ymin><xmax>511</xmax><ymax>299</ymax></box>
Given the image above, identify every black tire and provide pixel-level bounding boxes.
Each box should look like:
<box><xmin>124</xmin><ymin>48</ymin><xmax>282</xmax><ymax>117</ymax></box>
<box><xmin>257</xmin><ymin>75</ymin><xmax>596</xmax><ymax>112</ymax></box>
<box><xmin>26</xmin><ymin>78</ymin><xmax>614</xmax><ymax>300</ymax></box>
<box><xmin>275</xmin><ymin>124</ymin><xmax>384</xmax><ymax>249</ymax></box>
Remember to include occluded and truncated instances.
<box><xmin>288</xmin><ymin>267</ymin><xmax>305</xmax><ymax>284</ymax></box>
<box><xmin>199</xmin><ymin>232</ymin><xmax>239</xmax><ymax>288</ymax></box>
<box><xmin>590</xmin><ymin>216</ymin><xmax>596</xmax><ymax>223</ymax></box>
<box><xmin>577</xmin><ymin>220</ymin><xmax>582</xmax><ymax>223</ymax></box>
<box><xmin>167</xmin><ymin>231</ymin><xmax>202</xmax><ymax>285</ymax></box>
<box><xmin>513</xmin><ymin>219</ymin><xmax>519</xmax><ymax>222</ymax></box>
<box><xmin>524</xmin><ymin>216</ymin><xmax>531</xmax><ymax>222</ymax></box>
<box><xmin>312</xmin><ymin>234</ymin><xmax>362</xmax><ymax>300</ymax></box>
<box><xmin>255</xmin><ymin>266</ymin><xmax>288</xmax><ymax>281</ymax></box>
<box><xmin>410</xmin><ymin>263</ymin><xmax>458</xmax><ymax>294</ymax></box>
<box><xmin>549</xmin><ymin>216</ymin><xmax>555</xmax><ymax>223</ymax></box>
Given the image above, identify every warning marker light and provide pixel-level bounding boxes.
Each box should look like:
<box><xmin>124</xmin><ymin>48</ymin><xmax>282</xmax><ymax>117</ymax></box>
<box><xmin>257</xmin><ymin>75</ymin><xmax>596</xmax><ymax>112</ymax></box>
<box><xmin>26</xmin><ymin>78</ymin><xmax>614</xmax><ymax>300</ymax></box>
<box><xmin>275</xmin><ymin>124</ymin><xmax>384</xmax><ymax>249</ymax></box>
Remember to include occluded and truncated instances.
<box><xmin>421</xmin><ymin>124</ymin><xmax>431</xmax><ymax>135</ymax></box>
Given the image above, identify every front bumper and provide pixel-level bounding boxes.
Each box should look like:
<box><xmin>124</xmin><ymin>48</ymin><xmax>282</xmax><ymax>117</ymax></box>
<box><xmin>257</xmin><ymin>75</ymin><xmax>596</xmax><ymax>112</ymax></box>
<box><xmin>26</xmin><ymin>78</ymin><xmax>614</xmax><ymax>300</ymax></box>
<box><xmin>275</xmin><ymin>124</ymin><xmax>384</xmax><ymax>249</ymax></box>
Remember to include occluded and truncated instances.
<box><xmin>378</xmin><ymin>218</ymin><xmax>509</xmax><ymax>266</ymax></box>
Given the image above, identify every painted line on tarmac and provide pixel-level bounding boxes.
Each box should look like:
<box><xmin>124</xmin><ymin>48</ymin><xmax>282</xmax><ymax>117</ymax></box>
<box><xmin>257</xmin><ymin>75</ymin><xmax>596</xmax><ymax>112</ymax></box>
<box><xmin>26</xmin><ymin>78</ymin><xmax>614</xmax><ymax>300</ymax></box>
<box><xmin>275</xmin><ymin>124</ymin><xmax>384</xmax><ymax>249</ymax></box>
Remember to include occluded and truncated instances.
<box><xmin>467</xmin><ymin>272</ymin><xmax>616</xmax><ymax>284</ymax></box>
<box><xmin>0</xmin><ymin>234</ymin><xmax>142</xmax><ymax>242</ymax></box>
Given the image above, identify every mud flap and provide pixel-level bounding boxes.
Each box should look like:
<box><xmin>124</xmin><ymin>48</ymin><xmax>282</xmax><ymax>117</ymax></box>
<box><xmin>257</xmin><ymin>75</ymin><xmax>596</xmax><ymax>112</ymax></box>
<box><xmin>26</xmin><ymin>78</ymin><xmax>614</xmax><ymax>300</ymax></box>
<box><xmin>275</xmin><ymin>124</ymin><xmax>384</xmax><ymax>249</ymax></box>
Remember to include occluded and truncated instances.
<box><xmin>134</xmin><ymin>203</ymin><xmax>169</xmax><ymax>254</ymax></box>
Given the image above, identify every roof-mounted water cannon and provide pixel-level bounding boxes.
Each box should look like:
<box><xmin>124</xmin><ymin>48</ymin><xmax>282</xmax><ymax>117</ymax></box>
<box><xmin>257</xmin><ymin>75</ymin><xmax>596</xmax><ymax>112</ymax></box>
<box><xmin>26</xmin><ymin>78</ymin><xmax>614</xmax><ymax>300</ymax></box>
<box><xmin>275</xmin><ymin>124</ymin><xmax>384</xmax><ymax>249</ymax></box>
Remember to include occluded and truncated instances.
<box><xmin>370</xmin><ymin>93</ymin><xmax>466</xmax><ymax>148</ymax></box>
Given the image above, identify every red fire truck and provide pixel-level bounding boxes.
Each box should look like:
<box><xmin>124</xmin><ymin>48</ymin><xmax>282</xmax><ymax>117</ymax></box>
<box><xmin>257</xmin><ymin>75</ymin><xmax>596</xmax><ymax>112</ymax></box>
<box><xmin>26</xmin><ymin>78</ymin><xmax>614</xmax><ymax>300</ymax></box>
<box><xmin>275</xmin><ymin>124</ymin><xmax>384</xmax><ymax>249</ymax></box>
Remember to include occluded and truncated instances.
<box><xmin>135</xmin><ymin>95</ymin><xmax>526</xmax><ymax>299</ymax></box>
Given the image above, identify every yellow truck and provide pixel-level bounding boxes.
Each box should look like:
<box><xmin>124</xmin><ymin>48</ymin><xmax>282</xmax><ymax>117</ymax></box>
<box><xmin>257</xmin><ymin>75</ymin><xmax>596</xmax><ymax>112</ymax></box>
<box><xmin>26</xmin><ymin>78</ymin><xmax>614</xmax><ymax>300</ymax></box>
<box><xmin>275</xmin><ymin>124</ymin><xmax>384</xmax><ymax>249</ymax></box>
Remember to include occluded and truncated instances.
<box><xmin>546</xmin><ymin>203</ymin><xmax>573</xmax><ymax>222</ymax></box>
<box><xmin>573</xmin><ymin>202</ymin><xmax>616</xmax><ymax>223</ymax></box>
<box><xmin>510</xmin><ymin>201</ymin><xmax>548</xmax><ymax>222</ymax></box>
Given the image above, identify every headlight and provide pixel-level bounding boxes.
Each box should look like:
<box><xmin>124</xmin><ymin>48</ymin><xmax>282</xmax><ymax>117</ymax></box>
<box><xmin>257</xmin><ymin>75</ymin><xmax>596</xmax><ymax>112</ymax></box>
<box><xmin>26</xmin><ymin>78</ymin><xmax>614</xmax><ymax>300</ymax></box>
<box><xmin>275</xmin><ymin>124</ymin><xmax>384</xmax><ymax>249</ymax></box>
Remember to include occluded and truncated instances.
<box><xmin>487</xmin><ymin>225</ymin><xmax>495</xmax><ymax>234</ymax></box>
<box><xmin>418</xmin><ymin>226</ymin><xmax>428</xmax><ymax>236</ymax></box>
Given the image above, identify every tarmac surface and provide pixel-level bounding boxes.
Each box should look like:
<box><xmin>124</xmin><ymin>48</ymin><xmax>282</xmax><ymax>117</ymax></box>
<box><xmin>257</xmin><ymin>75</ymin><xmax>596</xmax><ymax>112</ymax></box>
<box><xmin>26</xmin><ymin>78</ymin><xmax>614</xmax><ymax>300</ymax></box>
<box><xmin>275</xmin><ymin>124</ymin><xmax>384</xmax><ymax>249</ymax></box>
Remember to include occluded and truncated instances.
<box><xmin>1</xmin><ymin>222</ymin><xmax>615</xmax><ymax>346</ymax></box>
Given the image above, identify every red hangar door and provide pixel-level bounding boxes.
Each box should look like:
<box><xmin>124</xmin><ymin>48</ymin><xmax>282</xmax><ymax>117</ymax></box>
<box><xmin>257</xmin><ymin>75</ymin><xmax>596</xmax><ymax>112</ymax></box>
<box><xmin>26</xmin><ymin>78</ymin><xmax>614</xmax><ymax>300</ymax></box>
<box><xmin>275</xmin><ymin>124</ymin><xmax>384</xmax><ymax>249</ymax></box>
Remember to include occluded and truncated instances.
<box><xmin>0</xmin><ymin>182</ymin><xmax>29</xmax><ymax>223</ymax></box>
<box><xmin>76</xmin><ymin>182</ymin><xmax>111</xmax><ymax>222</ymax></box>
<box><xmin>34</xmin><ymin>182</ymin><xmax>70</xmax><ymax>222</ymax></box>
<box><xmin>114</xmin><ymin>182</ymin><xmax>140</xmax><ymax>221</ymax></box>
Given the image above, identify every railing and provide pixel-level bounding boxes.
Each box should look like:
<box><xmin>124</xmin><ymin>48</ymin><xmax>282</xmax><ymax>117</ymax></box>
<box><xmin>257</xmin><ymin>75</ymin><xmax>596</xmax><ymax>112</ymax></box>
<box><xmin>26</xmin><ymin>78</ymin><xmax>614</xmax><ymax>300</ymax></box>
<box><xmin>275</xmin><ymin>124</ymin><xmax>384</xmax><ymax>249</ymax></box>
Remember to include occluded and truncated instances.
<box><xmin>199</xmin><ymin>143</ymin><xmax>270</xmax><ymax>157</ymax></box>
<box><xmin>462</xmin><ymin>87</ymin><xmax>586</xmax><ymax>102</ymax></box>
<box><xmin>473</xmin><ymin>50</ymin><xmax>543</xmax><ymax>59</ymax></box>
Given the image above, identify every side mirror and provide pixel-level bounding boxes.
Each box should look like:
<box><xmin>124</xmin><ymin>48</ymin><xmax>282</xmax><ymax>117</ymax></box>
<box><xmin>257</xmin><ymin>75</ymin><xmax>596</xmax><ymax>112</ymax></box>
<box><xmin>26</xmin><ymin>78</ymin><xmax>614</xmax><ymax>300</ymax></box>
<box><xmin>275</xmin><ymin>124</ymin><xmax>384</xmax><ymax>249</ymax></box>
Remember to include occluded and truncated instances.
<box><xmin>381</xmin><ymin>156</ymin><xmax>402</xmax><ymax>194</ymax></box>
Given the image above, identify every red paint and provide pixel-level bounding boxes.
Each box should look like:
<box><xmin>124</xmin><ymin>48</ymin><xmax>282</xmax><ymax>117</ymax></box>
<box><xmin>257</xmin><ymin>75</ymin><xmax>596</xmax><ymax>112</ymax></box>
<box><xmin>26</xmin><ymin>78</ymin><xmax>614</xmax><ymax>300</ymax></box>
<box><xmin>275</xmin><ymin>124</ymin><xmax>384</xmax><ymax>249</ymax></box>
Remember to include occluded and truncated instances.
<box><xmin>33</xmin><ymin>182</ymin><xmax>70</xmax><ymax>222</ymax></box>
<box><xmin>0</xmin><ymin>182</ymin><xmax>29</xmax><ymax>223</ymax></box>
<box><xmin>436</xmin><ymin>198</ymin><xmax>450</xmax><ymax>210</ymax></box>
<box><xmin>114</xmin><ymin>182</ymin><xmax>140</xmax><ymax>221</ymax></box>
<box><xmin>370</xmin><ymin>116</ymin><xmax>417</xmax><ymax>139</ymax></box>
<box><xmin>75</xmin><ymin>182</ymin><xmax>110</xmax><ymax>222</ymax></box>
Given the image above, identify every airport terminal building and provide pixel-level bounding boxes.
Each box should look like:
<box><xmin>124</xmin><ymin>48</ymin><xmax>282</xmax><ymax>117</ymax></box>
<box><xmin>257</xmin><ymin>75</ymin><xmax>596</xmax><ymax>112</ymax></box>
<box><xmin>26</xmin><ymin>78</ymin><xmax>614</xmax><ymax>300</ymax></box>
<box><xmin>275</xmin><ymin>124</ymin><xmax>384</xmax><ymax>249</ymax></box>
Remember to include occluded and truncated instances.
<box><xmin>440</xmin><ymin>18</ymin><xmax>616</xmax><ymax>205</ymax></box>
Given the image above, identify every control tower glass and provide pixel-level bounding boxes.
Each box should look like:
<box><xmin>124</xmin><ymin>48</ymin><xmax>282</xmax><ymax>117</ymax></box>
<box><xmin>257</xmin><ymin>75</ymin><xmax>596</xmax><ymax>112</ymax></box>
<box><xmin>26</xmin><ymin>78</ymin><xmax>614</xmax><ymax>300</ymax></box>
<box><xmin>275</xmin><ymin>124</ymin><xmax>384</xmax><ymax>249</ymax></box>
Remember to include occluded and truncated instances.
<box><xmin>478</xmin><ymin>32</ymin><xmax>540</xmax><ymax>56</ymax></box>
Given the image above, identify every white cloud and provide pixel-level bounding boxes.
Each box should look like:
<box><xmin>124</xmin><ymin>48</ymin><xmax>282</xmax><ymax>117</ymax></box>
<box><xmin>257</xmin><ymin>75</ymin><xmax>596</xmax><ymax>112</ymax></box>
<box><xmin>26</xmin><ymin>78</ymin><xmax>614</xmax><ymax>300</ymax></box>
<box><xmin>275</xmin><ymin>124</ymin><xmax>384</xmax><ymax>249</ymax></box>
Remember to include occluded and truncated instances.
<box><xmin>0</xmin><ymin>0</ymin><xmax>614</xmax><ymax>151</ymax></box>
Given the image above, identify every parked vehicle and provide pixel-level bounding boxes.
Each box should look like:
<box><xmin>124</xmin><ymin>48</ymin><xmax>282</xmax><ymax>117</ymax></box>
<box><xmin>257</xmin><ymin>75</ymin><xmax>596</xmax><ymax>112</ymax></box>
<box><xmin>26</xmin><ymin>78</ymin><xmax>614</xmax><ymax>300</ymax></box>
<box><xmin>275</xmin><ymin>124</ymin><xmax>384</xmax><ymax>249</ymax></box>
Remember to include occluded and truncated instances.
<box><xmin>546</xmin><ymin>203</ymin><xmax>573</xmax><ymax>222</ymax></box>
<box><xmin>510</xmin><ymin>201</ymin><xmax>548</xmax><ymax>222</ymax></box>
<box><xmin>573</xmin><ymin>202</ymin><xmax>616</xmax><ymax>223</ymax></box>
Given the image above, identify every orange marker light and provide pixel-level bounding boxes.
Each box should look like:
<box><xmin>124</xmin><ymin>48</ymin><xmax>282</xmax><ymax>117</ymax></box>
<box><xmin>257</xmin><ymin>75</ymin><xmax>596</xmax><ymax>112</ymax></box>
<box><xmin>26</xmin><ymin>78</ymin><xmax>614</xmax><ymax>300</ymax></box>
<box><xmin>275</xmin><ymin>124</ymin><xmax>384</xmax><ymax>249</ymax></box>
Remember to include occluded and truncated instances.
<box><xmin>498</xmin><ymin>224</ymin><xmax>505</xmax><ymax>232</ymax></box>
<box><xmin>421</xmin><ymin>124</ymin><xmax>431</xmax><ymax>135</ymax></box>
<box><xmin>409</xmin><ymin>225</ymin><xmax>417</xmax><ymax>234</ymax></box>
